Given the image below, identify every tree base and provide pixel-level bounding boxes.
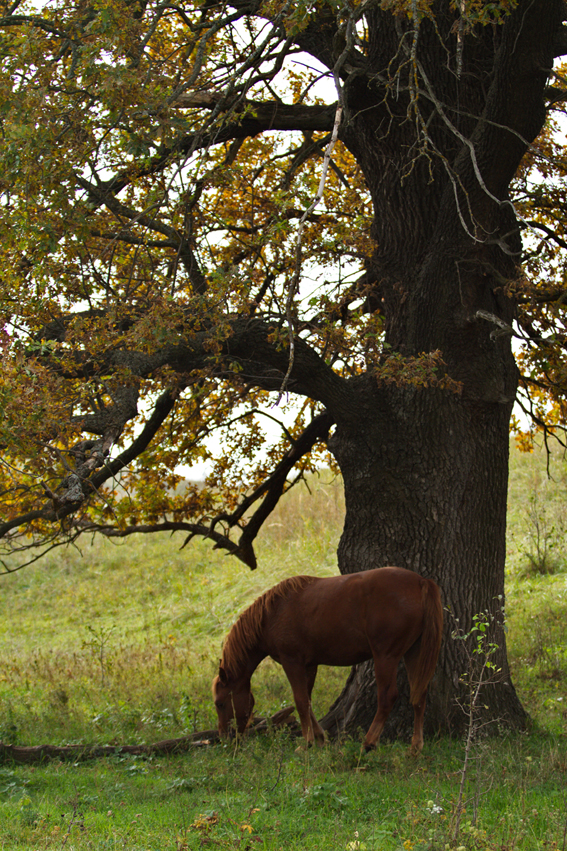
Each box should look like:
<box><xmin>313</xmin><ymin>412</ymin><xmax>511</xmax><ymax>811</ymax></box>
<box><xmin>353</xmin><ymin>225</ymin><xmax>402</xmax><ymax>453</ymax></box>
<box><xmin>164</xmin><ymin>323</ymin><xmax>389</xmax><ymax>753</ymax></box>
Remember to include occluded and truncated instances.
<box><xmin>319</xmin><ymin>661</ymin><xmax>529</xmax><ymax>743</ymax></box>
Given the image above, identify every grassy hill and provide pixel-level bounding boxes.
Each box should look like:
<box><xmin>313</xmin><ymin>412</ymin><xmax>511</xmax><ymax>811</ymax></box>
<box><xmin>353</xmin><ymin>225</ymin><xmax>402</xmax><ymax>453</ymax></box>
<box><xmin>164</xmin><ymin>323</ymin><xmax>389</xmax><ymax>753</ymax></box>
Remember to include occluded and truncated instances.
<box><xmin>0</xmin><ymin>471</ymin><xmax>346</xmax><ymax>745</ymax></box>
<box><xmin>0</xmin><ymin>445</ymin><xmax>566</xmax><ymax>850</ymax></box>
<box><xmin>1</xmin><ymin>444</ymin><xmax>567</xmax><ymax>746</ymax></box>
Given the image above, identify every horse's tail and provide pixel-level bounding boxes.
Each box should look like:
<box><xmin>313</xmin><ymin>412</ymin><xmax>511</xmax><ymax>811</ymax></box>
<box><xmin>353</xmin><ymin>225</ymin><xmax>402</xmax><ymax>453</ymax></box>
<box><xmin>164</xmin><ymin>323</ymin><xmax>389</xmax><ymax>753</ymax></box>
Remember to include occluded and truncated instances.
<box><xmin>409</xmin><ymin>577</ymin><xmax>443</xmax><ymax>705</ymax></box>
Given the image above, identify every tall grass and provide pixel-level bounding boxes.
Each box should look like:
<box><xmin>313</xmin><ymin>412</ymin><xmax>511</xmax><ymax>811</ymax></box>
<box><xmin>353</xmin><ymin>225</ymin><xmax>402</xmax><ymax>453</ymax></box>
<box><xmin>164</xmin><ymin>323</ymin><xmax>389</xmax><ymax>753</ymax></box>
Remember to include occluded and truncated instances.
<box><xmin>506</xmin><ymin>440</ymin><xmax>567</xmax><ymax>734</ymax></box>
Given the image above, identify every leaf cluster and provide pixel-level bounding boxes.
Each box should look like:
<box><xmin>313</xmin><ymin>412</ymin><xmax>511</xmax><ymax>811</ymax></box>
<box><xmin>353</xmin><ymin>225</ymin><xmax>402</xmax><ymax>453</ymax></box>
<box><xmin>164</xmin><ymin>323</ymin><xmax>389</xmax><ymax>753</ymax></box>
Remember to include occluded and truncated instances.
<box><xmin>510</xmin><ymin>64</ymin><xmax>567</xmax><ymax>448</ymax></box>
<box><xmin>1</xmin><ymin>0</ymin><xmax>566</xmax><ymax>567</ymax></box>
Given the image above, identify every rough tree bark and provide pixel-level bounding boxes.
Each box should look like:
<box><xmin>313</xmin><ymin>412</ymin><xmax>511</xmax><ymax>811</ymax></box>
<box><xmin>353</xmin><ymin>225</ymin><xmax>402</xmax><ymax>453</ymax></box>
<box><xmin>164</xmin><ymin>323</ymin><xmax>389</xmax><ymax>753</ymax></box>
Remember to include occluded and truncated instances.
<box><xmin>321</xmin><ymin>382</ymin><xmax>523</xmax><ymax>739</ymax></box>
<box><xmin>316</xmin><ymin>2</ymin><xmax>563</xmax><ymax>738</ymax></box>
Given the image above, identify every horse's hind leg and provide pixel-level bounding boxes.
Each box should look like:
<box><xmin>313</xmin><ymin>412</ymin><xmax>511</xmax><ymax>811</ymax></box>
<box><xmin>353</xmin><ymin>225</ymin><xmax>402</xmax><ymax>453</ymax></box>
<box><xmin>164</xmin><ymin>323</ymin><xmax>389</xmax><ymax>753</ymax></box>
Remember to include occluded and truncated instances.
<box><xmin>363</xmin><ymin>657</ymin><xmax>399</xmax><ymax>752</ymax></box>
<box><xmin>282</xmin><ymin>661</ymin><xmax>324</xmax><ymax>746</ymax></box>
<box><xmin>404</xmin><ymin>639</ymin><xmax>427</xmax><ymax>755</ymax></box>
<box><xmin>305</xmin><ymin>664</ymin><xmax>322</xmax><ymax>741</ymax></box>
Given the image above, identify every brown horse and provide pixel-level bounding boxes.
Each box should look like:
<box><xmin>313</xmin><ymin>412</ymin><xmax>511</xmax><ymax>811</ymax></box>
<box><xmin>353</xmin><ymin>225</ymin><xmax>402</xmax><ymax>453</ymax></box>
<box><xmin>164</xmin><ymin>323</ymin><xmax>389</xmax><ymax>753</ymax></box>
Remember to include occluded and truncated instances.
<box><xmin>212</xmin><ymin>566</ymin><xmax>443</xmax><ymax>752</ymax></box>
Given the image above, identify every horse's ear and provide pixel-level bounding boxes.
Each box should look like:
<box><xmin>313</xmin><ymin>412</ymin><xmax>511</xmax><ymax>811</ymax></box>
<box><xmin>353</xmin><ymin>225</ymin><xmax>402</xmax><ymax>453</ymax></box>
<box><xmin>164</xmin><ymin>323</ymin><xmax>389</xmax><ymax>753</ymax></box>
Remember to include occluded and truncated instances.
<box><xmin>218</xmin><ymin>665</ymin><xmax>228</xmax><ymax>685</ymax></box>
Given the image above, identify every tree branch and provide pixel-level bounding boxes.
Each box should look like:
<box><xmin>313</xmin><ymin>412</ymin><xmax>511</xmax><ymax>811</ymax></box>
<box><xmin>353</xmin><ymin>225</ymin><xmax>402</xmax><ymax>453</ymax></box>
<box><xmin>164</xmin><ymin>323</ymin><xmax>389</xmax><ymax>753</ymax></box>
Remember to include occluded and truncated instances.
<box><xmin>0</xmin><ymin>385</ymin><xmax>181</xmax><ymax>541</ymax></box>
<box><xmin>208</xmin><ymin>411</ymin><xmax>334</xmax><ymax>568</ymax></box>
<box><xmin>38</xmin><ymin>314</ymin><xmax>352</xmax><ymax>414</ymax></box>
<box><xmin>13</xmin><ymin>412</ymin><xmax>333</xmax><ymax>571</ymax></box>
<box><xmin>553</xmin><ymin>24</ymin><xmax>567</xmax><ymax>56</ymax></box>
<box><xmin>75</xmin><ymin>520</ymin><xmax>255</xmax><ymax>569</ymax></box>
<box><xmin>465</xmin><ymin>1</ymin><xmax>563</xmax><ymax>196</ymax></box>
<box><xmin>82</xmin><ymin>102</ymin><xmax>337</xmax><ymax>206</ymax></box>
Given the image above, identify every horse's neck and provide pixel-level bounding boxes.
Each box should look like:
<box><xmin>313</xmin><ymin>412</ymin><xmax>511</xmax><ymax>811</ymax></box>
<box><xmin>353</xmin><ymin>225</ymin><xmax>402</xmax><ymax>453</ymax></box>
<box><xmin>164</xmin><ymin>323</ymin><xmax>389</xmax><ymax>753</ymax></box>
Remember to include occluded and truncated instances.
<box><xmin>226</xmin><ymin>640</ymin><xmax>266</xmax><ymax>682</ymax></box>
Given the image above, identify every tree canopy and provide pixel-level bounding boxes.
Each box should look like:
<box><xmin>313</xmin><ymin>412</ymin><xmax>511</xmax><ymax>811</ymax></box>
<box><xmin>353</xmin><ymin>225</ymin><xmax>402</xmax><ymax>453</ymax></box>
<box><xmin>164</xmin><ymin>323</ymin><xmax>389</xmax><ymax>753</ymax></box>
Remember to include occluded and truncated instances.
<box><xmin>1</xmin><ymin>0</ymin><xmax>567</xmax><ymax>574</ymax></box>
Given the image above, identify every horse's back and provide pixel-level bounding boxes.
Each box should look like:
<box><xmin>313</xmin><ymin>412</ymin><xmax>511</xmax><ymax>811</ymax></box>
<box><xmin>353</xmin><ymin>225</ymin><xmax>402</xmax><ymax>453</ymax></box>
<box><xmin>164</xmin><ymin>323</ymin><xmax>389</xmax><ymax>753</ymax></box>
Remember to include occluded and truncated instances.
<box><xmin>263</xmin><ymin>567</ymin><xmax>432</xmax><ymax>667</ymax></box>
<box><xmin>328</xmin><ymin>567</ymin><xmax>430</xmax><ymax>643</ymax></box>
<box><xmin>299</xmin><ymin>566</ymin><xmax>430</xmax><ymax>615</ymax></box>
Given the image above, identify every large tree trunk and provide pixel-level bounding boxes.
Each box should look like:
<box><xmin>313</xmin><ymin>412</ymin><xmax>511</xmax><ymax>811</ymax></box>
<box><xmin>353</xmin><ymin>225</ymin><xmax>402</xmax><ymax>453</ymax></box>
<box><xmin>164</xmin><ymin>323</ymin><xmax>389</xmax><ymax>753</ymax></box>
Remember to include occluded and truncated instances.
<box><xmin>321</xmin><ymin>379</ymin><xmax>527</xmax><ymax>739</ymax></box>
<box><xmin>318</xmin><ymin>2</ymin><xmax>544</xmax><ymax>734</ymax></box>
<box><xmin>318</xmin><ymin>185</ymin><xmax>529</xmax><ymax>738</ymax></box>
<box><xmin>320</xmin><ymin>210</ymin><xmax>528</xmax><ymax>738</ymax></box>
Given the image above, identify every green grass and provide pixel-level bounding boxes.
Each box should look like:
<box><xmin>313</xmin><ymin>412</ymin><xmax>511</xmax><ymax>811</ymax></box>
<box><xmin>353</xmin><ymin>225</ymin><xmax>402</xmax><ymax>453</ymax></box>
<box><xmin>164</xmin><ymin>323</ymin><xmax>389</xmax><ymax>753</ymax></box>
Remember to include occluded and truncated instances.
<box><xmin>0</xmin><ymin>732</ymin><xmax>566</xmax><ymax>850</ymax></box>
<box><xmin>506</xmin><ymin>440</ymin><xmax>567</xmax><ymax>734</ymax></box>
<box><xmin>0</xmin><ymin>455</ymin><xmax>566</xmax><ymax>850</ymax></box>
<box><xmin>0</xmin><ymin>470</ymin><xmax>346</xmax><ymax>745</ymax></box>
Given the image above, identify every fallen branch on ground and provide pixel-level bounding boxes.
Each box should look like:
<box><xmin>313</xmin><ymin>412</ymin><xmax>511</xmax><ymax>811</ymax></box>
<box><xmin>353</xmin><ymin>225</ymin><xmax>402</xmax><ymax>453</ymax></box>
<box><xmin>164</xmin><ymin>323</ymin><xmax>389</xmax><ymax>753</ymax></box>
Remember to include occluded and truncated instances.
<box><xmin>0</xmin><ymin>707</ymin><xmax>299</xmax><ymax>764</ymax></box>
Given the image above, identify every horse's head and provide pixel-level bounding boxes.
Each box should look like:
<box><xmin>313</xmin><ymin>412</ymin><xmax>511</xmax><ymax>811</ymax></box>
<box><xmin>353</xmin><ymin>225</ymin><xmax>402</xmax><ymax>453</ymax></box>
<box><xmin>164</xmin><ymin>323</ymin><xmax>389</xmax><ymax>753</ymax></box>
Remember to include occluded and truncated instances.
<box><xmin>212</xmin><ymin>666</ymin><xmax>255</xmax><ymax>736</ymax></box>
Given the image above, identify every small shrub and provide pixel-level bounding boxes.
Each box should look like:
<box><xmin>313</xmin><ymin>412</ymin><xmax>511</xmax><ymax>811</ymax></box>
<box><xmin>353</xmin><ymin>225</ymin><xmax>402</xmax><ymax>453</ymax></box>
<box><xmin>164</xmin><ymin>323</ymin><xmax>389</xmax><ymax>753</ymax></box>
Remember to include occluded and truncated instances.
<box><xmin>519</xmin><ymin>485</ymin><xmax>567</xmax><ymax>576</ymax></box>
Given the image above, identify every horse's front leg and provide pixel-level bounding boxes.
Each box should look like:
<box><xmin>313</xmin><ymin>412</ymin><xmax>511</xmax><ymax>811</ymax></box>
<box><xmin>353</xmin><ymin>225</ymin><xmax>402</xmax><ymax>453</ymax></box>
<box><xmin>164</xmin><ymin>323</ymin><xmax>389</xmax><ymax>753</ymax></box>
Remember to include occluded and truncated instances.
<box><xmin>282</xmin><ymin>661</ymin><xmax>325</xmax><ymax>746</ymax></box>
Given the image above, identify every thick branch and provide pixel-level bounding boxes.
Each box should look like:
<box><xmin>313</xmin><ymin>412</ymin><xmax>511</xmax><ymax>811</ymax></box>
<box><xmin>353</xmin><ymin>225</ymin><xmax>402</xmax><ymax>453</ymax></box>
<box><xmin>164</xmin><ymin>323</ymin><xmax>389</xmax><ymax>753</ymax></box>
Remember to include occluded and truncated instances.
<box><xmin>209</xmin><ymin>411</ymin><xmax>334</xmax><ymax>568</ymax></box>
<box><xmin>41</xmin><ymin>314</ymin><xmax>352</xmax><ymax>415</ymax></box>
<box><xmin>0</xmin><ymin>14</ymin><xmax>71</xmax><ymax>37</ymax></box>
<box><xmin>553</xmin><ymin>24</ymin><xmax>567</xmax><ymax>56</ymax></box>
<box><xmin>0</xmin><ymin>317</ymin><xmax>348</xmax><ymax>551</ymax></box>
<box><xmin>0</xmin><ymin>386</ymin><xmax>180</xmax><ymax>540</ymax></box>
<box><xmin>524</xmin><ymin>220</ymin><xmax>567</xmax><ymax>251</ymax></box>
<box><xmin>85</xmin><ymin>102</ymin><xmax>337</xmax><ymax>206</ymax></box>
<box><xmin>465</xmin><ymin>1</ymin><xmax>563</xmax><ymax>197</ymax></box>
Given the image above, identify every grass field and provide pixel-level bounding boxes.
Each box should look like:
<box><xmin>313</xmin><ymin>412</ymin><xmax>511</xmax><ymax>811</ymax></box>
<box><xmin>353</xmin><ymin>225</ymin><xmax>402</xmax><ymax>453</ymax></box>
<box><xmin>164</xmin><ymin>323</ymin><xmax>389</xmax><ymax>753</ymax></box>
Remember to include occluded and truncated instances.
<box><xmin>0</xmin><ymin>444</ymin><xmax>566</xmax><ymax>850</ymax></box>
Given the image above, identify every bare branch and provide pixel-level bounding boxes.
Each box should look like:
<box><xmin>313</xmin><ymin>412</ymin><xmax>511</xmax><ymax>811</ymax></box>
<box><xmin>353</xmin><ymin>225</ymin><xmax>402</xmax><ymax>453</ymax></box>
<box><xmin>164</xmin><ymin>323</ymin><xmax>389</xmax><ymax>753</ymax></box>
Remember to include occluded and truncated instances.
<box><xmin>78</xmin><ymin>520</ymin><xmax>256</xmax><ymax>569</ymax></box>
<box><xmin>208</xmin><ymin>411</ymin><xmax>333</xmax><ymax>567</ymax></box>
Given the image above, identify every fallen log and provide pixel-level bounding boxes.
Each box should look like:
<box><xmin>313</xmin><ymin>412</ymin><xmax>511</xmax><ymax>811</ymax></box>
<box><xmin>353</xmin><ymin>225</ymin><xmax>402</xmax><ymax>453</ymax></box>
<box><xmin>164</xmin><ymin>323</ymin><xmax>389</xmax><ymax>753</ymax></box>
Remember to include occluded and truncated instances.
<box><xmin>0</xmin><ymin>706</ymin><xmax>299</xmax><ymax>765</ymax></box>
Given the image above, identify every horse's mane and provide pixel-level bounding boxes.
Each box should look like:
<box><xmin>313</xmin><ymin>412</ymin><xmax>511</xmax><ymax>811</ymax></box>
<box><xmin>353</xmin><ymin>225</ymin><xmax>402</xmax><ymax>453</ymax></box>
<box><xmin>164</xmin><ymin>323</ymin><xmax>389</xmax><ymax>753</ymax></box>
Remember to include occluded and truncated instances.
<box><xmin>221</xmin><ymin>575</ymin><xmax>316</xmax><ymax>678</ymax></box>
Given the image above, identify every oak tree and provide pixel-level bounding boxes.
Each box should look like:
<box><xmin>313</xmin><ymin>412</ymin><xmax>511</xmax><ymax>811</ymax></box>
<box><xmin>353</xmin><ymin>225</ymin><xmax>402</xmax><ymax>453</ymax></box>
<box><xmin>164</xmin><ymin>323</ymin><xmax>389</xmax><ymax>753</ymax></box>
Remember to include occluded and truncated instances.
<box><xmin>2</xmin><ymin>0</ymin><xmax>567</xmax><ymax>737</ymax></box>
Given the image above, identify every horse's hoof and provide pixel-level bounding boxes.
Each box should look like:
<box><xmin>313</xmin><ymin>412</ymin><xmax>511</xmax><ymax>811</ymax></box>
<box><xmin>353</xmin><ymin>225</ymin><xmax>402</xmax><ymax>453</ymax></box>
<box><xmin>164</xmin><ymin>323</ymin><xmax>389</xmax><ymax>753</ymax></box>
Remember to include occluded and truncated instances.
<box><xmin>362</xmin><ymin>742</ymin><xmax>375</xmax><ymax>754</ymax></box>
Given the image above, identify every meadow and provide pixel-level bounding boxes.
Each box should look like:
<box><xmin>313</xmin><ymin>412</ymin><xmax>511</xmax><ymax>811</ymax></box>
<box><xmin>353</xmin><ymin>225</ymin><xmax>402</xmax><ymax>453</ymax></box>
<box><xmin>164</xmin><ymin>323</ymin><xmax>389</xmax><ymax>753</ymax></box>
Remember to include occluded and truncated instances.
<box><xmin>0</xmin><ymin>442</ymin><xmax>566</xmax><ymax>850</ymax></box>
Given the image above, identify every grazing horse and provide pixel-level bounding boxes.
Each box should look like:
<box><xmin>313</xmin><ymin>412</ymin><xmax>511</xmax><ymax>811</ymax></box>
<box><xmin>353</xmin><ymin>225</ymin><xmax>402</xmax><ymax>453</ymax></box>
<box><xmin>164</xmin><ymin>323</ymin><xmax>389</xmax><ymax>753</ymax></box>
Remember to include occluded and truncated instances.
<box><xmin>212</xmin><ymin>566</ymin><xmax>443</xmax><ymax>752</ymax></box>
